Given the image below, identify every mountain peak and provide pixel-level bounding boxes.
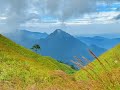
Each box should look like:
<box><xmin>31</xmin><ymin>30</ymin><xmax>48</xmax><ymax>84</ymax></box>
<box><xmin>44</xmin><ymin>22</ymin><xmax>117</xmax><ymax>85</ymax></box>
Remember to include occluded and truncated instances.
<box><xmin>47</xmin><ymin>29</ymin><xmax>73</xmax><ymax>40</ymax></box>
<box><xmin>54</xmin><ymin>29</ymin><xmax>64</xmax><ymax>34</ymax></box>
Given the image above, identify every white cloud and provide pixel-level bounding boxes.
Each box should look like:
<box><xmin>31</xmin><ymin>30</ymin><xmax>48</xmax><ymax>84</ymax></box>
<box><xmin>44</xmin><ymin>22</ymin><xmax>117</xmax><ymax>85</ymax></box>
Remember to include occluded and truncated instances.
<box><xmin>0</xmin><ymin>0</ymin><xmax>120</xmax><ymax>33</ymax></box>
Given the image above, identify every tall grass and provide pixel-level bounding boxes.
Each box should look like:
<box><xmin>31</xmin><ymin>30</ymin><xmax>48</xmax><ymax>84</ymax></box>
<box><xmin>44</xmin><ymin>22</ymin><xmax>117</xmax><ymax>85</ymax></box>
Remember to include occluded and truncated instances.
<box><xmin>1</xmin><ymin>34</ymin><xmax>120</xmax><ymax>90</ymax></box>
<box><xmin>73</xmin><ymin>49</ymin><xmax>120</xmax><ymax>90</ymax></box>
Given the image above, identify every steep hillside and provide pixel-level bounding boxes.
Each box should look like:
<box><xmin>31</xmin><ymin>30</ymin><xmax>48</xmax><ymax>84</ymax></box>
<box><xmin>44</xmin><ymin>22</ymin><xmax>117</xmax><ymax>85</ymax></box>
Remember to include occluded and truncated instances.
<box><xmin>0</xmin><ymin>34</ymin><xmax>77</xmax><ymax>90</ymax></box>
<box><xmin>37</xmin><ymin>29</ymin><xmax>105</xmax><ymax>66</ymax></box>
<box><xmin>0</xmin><ymin>34</ymin><xmax>75</xmax><ymax>72</ymax></box>
<box><xmin>75</xmin><ymin>44</ymin><xmax>120</xmax><ymax>89</ymax></box>
<box><xmin>38</xmin><ymin>29</ymin><xmax>89</xmax><ymax>64</ymax></box>
<box><xmin>3</xmin><ymin>29</ymin><xmax>106</xmax><ymax>66</ymax></box>
<box><xmin>1</xmin><ymin>34</ymin><xmax>120</xmax><ymax>90</ymax></box>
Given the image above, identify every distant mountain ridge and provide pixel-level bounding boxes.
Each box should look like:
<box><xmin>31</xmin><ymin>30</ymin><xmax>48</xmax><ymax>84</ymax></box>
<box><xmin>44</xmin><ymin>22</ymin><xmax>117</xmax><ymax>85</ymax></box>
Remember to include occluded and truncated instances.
<box><xmin>3</xmin><ymin>29</ymin><xmax>106</xmax><ymax>66</ymax></box>
<box><xmin>20</xmin><ymin>30</ymin><xmax>48</xmax><ymax>39</ymax></box>
<box><xmin>4</xmin><ymin>30</ymin><xmax>48</xmax><ymax>39</ymax></box>
<box><xmin>77</xmin><ymin>36</ymin><xmax>120</xmax><ymax>49</ymax></box>
<box><xmin>37</xmin><ymin>29</ymin><xmax>106</xmax><ymax>66</ymax></box>
<box><xmin>3</xmin><ymin>30</ymin><xmax>48</xmax><ymax>48</ymax></box>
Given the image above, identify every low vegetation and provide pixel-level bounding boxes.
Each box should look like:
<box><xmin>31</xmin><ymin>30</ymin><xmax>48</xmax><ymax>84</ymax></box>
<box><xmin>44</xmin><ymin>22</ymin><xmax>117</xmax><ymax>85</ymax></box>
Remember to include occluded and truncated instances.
<box><xmin>0</xmin><ymin>34</ymin><xmax>120</xmax><ymax>90</ymax></box>
<box><xmin>0</xmin><ymin>34</ymin><xmax>76</xmax><ymax>90</ymax></box>
<box><xmin>75</xmin><ymin>44</ymin><xmax>120</xmax><ymax>90</ymax></box>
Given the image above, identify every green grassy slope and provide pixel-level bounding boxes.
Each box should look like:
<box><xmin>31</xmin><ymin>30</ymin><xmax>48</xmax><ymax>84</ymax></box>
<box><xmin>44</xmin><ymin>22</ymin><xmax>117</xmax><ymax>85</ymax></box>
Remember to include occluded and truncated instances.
<box><xmin>0</xmin><ymin>34</ymin><xmax>75</xmax><ymax>72</ymax></box>
<box><xmin>0</xmin><ymin>34</ymin><xmax>76</xmax><ymax>89</ymax></box>
<box><xmin>1</xmin><ymin>34</ymin><xmax>120</xmax><ymax>90</ymax></box>
<box><xmin>75</xmin><ymin>44</ymin><xmax>120</xmax><ymax>89</ymax></box>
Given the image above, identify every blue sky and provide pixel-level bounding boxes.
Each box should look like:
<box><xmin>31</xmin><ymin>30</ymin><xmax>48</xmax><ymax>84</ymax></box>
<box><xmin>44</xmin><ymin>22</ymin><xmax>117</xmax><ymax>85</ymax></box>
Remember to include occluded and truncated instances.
<box><xmin>0</xmin><ymin>0</ymin><xmax>120</xmax><ymax>35</ymax></box>
<box><xmin>97</xmin><ymin>3</ymin><xmax>120</xmax><ymax>12</ymax></box>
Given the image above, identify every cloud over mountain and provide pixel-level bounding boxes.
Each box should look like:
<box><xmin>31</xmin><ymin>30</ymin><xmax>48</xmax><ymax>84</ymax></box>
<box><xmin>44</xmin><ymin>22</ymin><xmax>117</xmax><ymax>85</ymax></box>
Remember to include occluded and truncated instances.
<box><xmin>0</xmin><ymin>0</ymin><xmax>120</xmax><ymax>33</ymax></box>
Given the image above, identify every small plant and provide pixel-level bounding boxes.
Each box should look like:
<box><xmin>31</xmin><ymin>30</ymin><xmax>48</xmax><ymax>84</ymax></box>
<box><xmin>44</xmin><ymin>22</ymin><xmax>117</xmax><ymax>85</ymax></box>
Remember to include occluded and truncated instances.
<box><xmin>72</xmin><ymin>49</ymin><xmax>120</xmax><ymax>90</ymax></box>
<box><xmin>31</xmin><ymin>44</ymin><xmax>41</xmax><ymax>53</ymax></box>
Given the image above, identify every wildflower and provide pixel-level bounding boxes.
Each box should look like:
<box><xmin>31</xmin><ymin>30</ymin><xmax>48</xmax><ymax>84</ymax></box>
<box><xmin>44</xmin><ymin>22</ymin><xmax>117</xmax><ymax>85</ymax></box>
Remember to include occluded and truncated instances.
<box><xmin>114</xmin><ymin>60</ymin><xmax>118</xmax><ymax>64</ymax></box>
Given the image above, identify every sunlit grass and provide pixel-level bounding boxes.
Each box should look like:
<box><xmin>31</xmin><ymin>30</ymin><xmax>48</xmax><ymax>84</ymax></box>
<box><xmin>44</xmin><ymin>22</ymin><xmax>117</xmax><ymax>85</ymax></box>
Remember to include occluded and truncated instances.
<box><xmin>0</xmin><ymin>34</ymin><xmax>76</xmax><ymax>90</ymax></box>
<box><xmin>0</xmin><ymin>34</ymin><xmax>120</xmax><ymax>90</ymax></box>
<box><xmin>74</xmin><ymin>44</ymin><xmax>120</xmax><ymax>89</ymax></box>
